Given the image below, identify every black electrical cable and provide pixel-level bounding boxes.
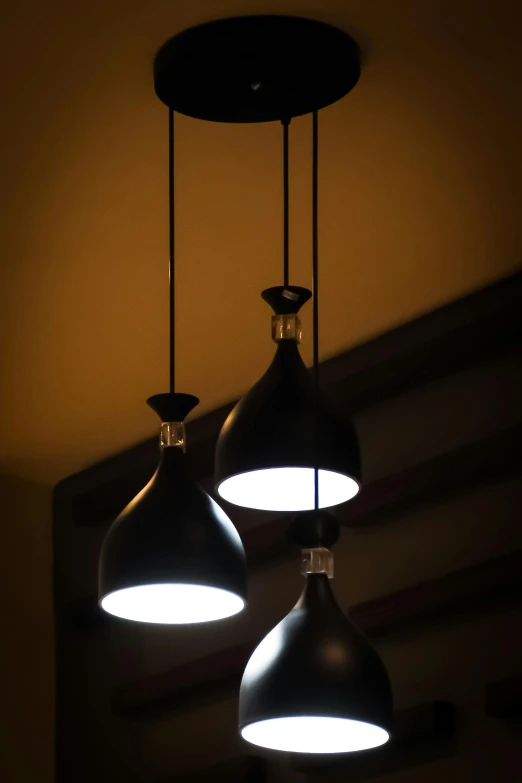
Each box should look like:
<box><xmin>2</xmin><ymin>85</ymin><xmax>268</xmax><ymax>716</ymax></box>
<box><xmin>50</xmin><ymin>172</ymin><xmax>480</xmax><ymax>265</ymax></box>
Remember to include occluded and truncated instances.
<box><xmin>312</xmin><ymin>110</ymin><xmax>319</xmax><ymax>510</ymax></box>
<box><xmin>169</xmin><ymin>108</ymin><xmax>175</xmax><ymax>393</ymax></box>
<box><xmin>283</xmin><ymin>119</ymin><xmax>289</xmax><ymax>287</ymax></box>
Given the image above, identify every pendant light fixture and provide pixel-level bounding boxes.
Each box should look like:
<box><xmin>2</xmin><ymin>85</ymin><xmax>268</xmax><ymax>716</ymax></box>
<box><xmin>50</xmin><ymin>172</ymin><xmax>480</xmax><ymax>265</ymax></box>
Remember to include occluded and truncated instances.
<box><xmin>207</xmin><ymin>18</ymin><xmax>362</xmax><ymax>512</ymax></box>
<box><xmin>214</xmin><ymin>120</ymin><xmax>361</xmax><ymax>511</ymax></box>
<box><xmin>238</xmin><ymin>111</ymin><xmax>392</xmax><ymax>753</ymax></box>
<box><xmin>98</xmin><ymin>110</ymin><xmax>247</xmax><ymax>624</ymax></box>
<box><xmin>239</xmin><ymin>510</ymin><xmax>392</xmax><ymax>753</ymax></box>
<box><xmin>96</xmin><ymin>12</ymin><xmax>392</xmax><ymax>754</ymax></box>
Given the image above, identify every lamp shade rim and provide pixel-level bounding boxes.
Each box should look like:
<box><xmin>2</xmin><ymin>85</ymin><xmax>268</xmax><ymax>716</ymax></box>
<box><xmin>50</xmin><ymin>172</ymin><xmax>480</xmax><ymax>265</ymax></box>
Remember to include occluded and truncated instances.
<box><xmin>216</xmin><ymin>466</ymin><xmax>361</xmax><ymax>511</ymax></box>
<box><xmin>240</xmin><ymin>715</ymin><xmax>390</xmax><ymax>754</ymax></box>
<box><xmin>99</xmin><ymin>582</ymin><xmax>246</xmax><ymax>624</ymax></box>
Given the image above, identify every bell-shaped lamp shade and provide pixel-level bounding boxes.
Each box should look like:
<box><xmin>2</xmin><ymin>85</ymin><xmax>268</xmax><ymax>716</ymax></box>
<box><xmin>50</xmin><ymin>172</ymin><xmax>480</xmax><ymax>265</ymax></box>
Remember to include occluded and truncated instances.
<box><xmin>215</xmin><ymin>287</ymin><xmax>361</xmax><ymax>512</ymax></box>
<box><xmin>239</xmin><ymin>574</ymin><xmax>392</xmax><ymax>754</ymax></box>
<box><xmin>99</xmin><ymin>394</ymin><xmax>247</xmax><ymax>624</ymax></box>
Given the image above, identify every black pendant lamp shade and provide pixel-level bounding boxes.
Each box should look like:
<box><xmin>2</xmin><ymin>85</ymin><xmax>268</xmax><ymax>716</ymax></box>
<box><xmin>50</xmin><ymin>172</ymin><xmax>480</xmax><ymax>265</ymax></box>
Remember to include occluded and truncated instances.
<box><xmin>239</xmin><ymin>510</ymin><xmax>392</xmax><ymax>754</ymax></box>
<box><xmin>99</xmin><ymin>393</ymin><xmax>247</xmax><ymax>624</ymax></box>
<box><xmin>239</xmin><ymin>572</ymin><xmax>392</xmax><ymax>754</ymax></box>
<box><xmin>97</xmin><ymin>106</ymin><xmax>247</xmax><ymax>625</ymax></box>
<box><xmin>215</xmin><ymin>287</ymin><xmax>361</xmax><ymax>511</ymax></box>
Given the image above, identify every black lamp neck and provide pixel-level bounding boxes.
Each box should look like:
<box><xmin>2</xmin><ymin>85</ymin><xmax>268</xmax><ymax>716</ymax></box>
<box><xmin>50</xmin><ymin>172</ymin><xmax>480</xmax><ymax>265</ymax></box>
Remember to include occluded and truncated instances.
<box><xmin>289</xmin><ymin>509</ymin><xmax>339</xmax><ymax>581</ymax></box>
<box><xmin>288</xmin><ymin>509</ymin><xmax>340</xmax><ymax>548</ymax></box>
<box><xmin>147</xmin><ymin>392</ymin><xmax>199</xmax><ymax>422</ymax></box>
<box><xmin>262</xmin><ymin>286</ymin><xmax>312</xmax><ymax>314</ymax></box>
<box><xmin>296</xmin><ymin>572</ymin><xmax>340</xmax><ymax>613</ymax></box>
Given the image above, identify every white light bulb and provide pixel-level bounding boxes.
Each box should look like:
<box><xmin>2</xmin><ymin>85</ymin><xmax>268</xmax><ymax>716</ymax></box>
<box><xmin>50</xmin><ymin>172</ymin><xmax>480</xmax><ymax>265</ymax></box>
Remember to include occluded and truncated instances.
<box><xmin>218</xmin><ymin>467</ymin><xmax>360</xmax><ymax>511</ymax></box>
<box><xmin>100</xmin><ymin>583</ymin><xmax>245</xmax><ymax>624</ymax></box>
<box><xmin>241</xmin><ymin>716</ymin><xmax>389</xmax><ymax>754</ymax></box>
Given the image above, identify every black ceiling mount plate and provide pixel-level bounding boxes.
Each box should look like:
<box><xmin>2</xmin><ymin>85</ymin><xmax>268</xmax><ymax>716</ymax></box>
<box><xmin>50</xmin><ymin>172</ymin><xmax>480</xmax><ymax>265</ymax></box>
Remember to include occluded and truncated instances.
<box><xmin>153</xmin><ymin>15</ymin><xmax>360</xmax><ymax>123</ymax></box>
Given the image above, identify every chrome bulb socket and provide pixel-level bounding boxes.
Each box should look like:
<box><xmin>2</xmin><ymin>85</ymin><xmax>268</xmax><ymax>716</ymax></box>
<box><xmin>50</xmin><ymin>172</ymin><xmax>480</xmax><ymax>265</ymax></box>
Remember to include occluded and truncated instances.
<box><xmin>160</xmin><ymin>421</ymin><xmax>186</xmax><ymax>450</ymax></box>
<box><xmin>301</xmin><ymin>547</ymin><xmax>334</xmax><ymax>578</ymax></box>
<box><xmin>271</xmin><ymin>314</ymin><xmax>302</xmax><ymax>343</ymax></box>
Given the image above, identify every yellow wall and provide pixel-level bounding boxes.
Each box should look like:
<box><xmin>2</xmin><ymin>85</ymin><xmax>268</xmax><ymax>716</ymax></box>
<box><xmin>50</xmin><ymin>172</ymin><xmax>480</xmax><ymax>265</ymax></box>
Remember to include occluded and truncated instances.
<box><xmin>0</xmin><ymin>475</ymin><xmax>54</xmax><ymax>783</ymax></box>
<box><xmin>1</xmin><ymin>0</ymin><xmax>521</xmax><ymax>486</ymax></box>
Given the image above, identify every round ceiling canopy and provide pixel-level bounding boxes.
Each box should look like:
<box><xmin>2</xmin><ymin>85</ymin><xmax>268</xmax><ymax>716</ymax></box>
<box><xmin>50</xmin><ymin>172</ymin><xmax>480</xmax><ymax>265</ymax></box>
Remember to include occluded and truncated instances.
<box><xmin>154</xmin><ymin>15</ymin><xmax>361</xmax><ymax>123</ymax></box>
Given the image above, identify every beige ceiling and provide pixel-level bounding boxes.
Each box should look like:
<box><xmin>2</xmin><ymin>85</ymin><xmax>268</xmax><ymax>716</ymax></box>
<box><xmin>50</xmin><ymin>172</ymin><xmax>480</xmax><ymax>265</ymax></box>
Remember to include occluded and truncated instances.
<box><xmin>1</xmin><ymin>0</ymin><xmax>521</xmax><ymax>485</ymax></box>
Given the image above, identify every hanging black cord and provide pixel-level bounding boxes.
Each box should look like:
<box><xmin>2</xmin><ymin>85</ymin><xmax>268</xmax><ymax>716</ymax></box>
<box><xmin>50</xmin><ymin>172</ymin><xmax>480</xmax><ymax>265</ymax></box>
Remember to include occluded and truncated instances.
<box><xmin>169</xmin><ymin>108</ymin><xmax>175</xmax><ymax>393</ymax></box>
<box><xmin>283</xmin><ymin>119</ymin><xmax>290</xmax><ymax>287</ymax></box>
<box><xmin>312</xmin><ymin>110</ymin><xmax>319</xmax><ymax>510</ymax></box>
